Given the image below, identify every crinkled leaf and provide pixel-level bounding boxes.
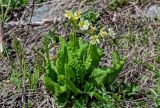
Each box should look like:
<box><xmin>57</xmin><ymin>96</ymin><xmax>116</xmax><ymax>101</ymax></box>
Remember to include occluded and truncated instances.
<box><xmin>74</xmin><ymin>58</ymin><xmax>86</xmax><ymax>83</ymax></box>
<box><xmin>59</xmin><ymin>36</ymin><xmax>66</xmax><ymax>47</ymax></box>
<box><xmin>88</xmin><ymin>44</ymin><xmax>101</xmax><ymax>68</ymax></box>
<box><xmin>91</xmin><ymin>57</ymin><xmax>125</xmax><ymax>86</ymax></box>
<box><xmin>65</xmin><ymin>79</ymin><xmax>81</xmax><ymax>95</ymax></box>
<box><xmin>91</xmin><ymin>68</ymin><xmax>112</xmax><ymax>85</ymax></box>
<box><xmin>78</xmin><ymin>38</ymin><xmax>88</xmax><ymax>61</ymax></box>
<box><xmin>83</xmin><ymin>82</ymin><xmax>95</xmax><ymax>98</ymax></box>
<box><xmin>83</xmin><ymin>11</ymin><xmax>100</xmax><ymax>23</ymax></box>
<box><xmin>58</xmin><ymin>75</ymin><xmax>65</xmax><ymax>84</ymax></box>
<box><xmin>56</xmin><ymin>46</ymin><xmax>68</xmax><ymax>75</ymax></box>
<box><xmin>93</xmin><ymin>92</ymin><xmax>108</xmax><ymax>104</ymax></box>
<box><xmin>43</xmin><ymin>76</ymin><xmax>66</xmax><ymax>95</ymax></box>
<box><xmin>84</xmin><ymin>55</ymin><xmax>92</xmax><ymax>70</ymax></box>
<box><xmin>45</xmin><ymin>60</ymin><xmax>57</xmax><ymax>82</ymax></box>
<box><xmin>112</xmin><ymin>50</ymin><xmax>120</xmax><ymax>65</ymax></box>
<box><xmin>69</xmin><ymin>32</ymin><xmax>79</xmax><ymax>51</ymax></box>
<box><xmin>65</xmin><ymin>63</ymin><xmax>76</xmax><ymax>82</ymax></box>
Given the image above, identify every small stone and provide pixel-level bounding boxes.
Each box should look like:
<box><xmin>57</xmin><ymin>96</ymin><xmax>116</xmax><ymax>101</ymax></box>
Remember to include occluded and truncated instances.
<box><xmin>145</xmin><ymin>4</ymin><xmax>160</xmax><ymax>17</ymax></box>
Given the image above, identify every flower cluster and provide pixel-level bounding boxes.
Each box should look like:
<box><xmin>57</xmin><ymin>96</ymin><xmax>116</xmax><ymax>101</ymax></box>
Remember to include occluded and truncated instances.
<box><xmin>64</xmin><ymin>10</ymin><xmax>90</xmax><ymax>30</ymax></box>
<box><xmin>64</xmin><ymin>10</ymin><xmax>81</xmax><ymax>21</ymax></box>
<box><xmin>64</xmin><ymin>10</ymin><xmax>116</xmax><ymax>45</ymax></box>
<box><xmin>89</xmin><ymin>28</ymin><xmax>107</xmax><ymax>45</ymax></box>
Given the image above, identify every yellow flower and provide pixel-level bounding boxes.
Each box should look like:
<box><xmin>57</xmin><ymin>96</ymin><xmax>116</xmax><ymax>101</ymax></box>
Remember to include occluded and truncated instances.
<box><xmin>90</xmin><ymin>25</ymin><xmax>96</xmax><ymax>32</ymax></box>
<box><xmin>90</xmin><ymin>35</ymin><xmax>100</xmax><ymax>45</ymax></box>
<box><xmin>64</xmin><ymin>10</ymin><xmax>73</xmax><ymax>19</ymax></box>
<box><xmin>99</xmin><ymin>28</ymin><xmax>108</xmax><ymax>38</ymax></box>
<box><xmin>73</xmin><ymin>10</ymin><xmax>81</xmax><ymax>20</ymax></box>
<box><xmin>79</xmin><ymin>19</ymin><xmax>90</xmax><ymax>31</ymax></box>
<box><xmin>64</xmin><ymin>10</ymin><xmax>81</xmax><ymax>22</ymax></box>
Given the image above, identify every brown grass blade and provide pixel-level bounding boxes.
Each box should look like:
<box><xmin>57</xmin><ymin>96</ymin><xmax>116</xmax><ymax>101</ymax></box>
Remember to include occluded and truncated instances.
<box><xmin>0</xmin><ymin>23</ymin><xmax>3</xmax><ymax>53</ymax></box>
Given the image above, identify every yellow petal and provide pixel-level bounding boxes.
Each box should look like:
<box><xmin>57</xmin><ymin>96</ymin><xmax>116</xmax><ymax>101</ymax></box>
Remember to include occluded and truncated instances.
<box><xmin>74</xmin><ymin>11</ymin><xmax>81</xmax><ymax>19</ymax></box>
<box><xmin>64</xmin><ymin>10</ymin><xmax>73</xmax><ymax>19</ymax></box>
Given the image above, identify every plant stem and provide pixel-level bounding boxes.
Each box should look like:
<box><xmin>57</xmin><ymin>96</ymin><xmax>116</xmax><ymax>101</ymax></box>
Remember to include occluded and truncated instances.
<box><xmin>93</xmin><ymin>92</ymin><xmax>107</xmax><ymax>104</ymax></box>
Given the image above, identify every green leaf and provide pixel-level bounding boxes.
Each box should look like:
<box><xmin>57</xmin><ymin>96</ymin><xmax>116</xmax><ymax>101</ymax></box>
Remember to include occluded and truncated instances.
<box><xmin>30</xmin><ymin>67</ymin><xmax>39</xmax><ymax>89</ymax></box>
<box><xmin>112</xmin><ymin>50</ymin><xmax>120</xmax><ymax>65</ymax></box>
<box><xmin>156</xmin><ymin>55</ymin><xmax>160</xmax><ymax>63</ymax></box>
<box><xmin>65</xmin><ymin>79</ymin><xmax>81</xmax><ymax>95</ymax></box>
<box><xmin>65</xmin><ymin>63</ymin><xmax>76</xmax><ymax>82</ymax></box>
<box><xmin>78</xmin><ymin>38</ymin><xmax>88</xmax><ymax>61</ymax></box>
<box><xmin>56</xmin><ymin>46</ymin><xmax>68</xmax><ymax>75</ymax></box>
<box><xmin>83</xmin><ymin>11</ymin><xmax>100</xmax><ymax>23</ymax></box>
<box><xmin>93</xmin><ymin>92</ymin><xmax>108</xmax><ymax>104</ymax></box>
<box><xmin>74</xmin><ymin>58</ymin><xmax>86</xmax><ymax>83</ymax></box>
<box><xmin>43</xmin><ymin>76</ymin><xmax>66</xmax><ymax>95</ymax></box>
<box><xmin>19</xmin><ymin>0</ymin><xmax>28</xmax><ymax>5</ymax></box>
<box><xmin>59</xmin><ymin>36</ymin><xmax>66</xmax><ymax>47</ymax></box>
<box><xmin>91</xmin><ymin>55</ymin><xmax>125</xmax><ymax>86</ymax></box>
<box><xmin>45</xmin><ymin>60</ymin><xmax>57</xmax><ymax>82</ymax></box>
<box><xmin>91</xmin><ymin>68</ymin><xmax>112</xmax><ymax>86</ymax></box>
<box><xmin>83</xmin><ymin>82</ymin><xmax>95</xmax><ymax>98</ymax></box>
<box><xmin>78</xmin><ymin>37</ymin><xmax>84</xmax><ymax>47</ymax></box>
<box><xmin>10</xmin><ymin>71</ymin><xmax>21</xmax><ymax>89</ymax></box>
<box><xmin>88</xmin><ymin>44</ymin><xmax>101</xmax><ymax>68</ymax></box>
<box><xmin>84</xmin><ymin>55</ymin><xmax>92</xmax><ymax>70</ymax></box>
<box><xmin>58</xmin><ymin>75</ymin><xmax>65</xmax><ymax>84</ymax></box>
<box><xmin>69</xmin><ymin>32</ymin><xmax>79</xmax><ymax>51</ymax></box>
<box><xmin>56</xmin><ymin>93</ymin><xmax>68</xmax><ymax>107</ymax></box>
<box><xmin>72</xmin><ymin>98</ymin><xmax>87</xmax><ymax>108</ymax></box>
<box><xmin>67</xmin><ymin>50</ymin><xmax>86</xmax><ymax>83</ymax></box>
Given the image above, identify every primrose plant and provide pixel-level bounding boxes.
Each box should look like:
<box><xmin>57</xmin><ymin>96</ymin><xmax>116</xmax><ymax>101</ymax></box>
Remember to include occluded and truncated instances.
<box><xmin>43</xmin><ymin>10</ymin><xmax>126</xmax><ymax>107</ymax></box>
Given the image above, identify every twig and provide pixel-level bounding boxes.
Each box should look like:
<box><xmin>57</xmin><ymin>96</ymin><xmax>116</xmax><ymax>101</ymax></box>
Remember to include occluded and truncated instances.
<box><xmin>31</xmin><ymin>47</ymin><xmax>45</xmax><ymax>60</ymax></box>
<box><xmin>0</xmin><ymin>22</ymin><xmax>2</xmax><ymax>53</ymax></box>
<box><xmin>27</xmin><ymin>0</ymin><xmax>35</xmax><ymax>34</ymax></box>
<box><xmin>38</xmin><ymin>99</ymin><xmax>48</xmax><ymax>108</ymax></box>
<box><xmin>4</xmin><ymin>19</ymin><xmax>55</xmax><ymax>28</ymax></box>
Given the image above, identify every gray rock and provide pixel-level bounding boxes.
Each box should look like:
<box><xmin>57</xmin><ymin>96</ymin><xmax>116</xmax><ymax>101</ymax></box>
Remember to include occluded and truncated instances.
<box><xmin>27</xmin><ymin>4</ymin><xmax>51</xmax><ymax>23</ymax></box>
<box><xmin>145</xmin><ymin>4</ymin><xmax>160</xmax><ymax>17</ymax></box>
